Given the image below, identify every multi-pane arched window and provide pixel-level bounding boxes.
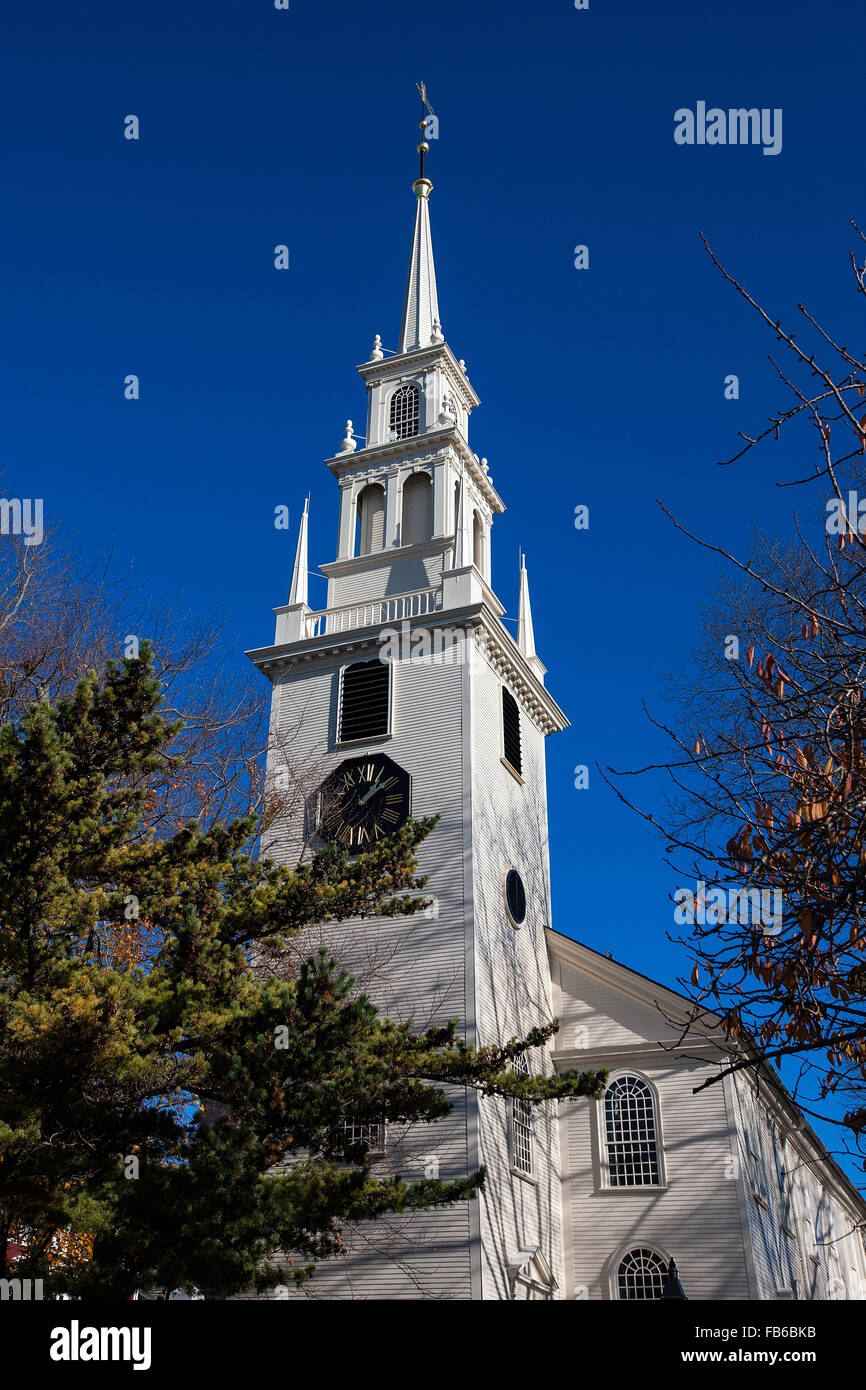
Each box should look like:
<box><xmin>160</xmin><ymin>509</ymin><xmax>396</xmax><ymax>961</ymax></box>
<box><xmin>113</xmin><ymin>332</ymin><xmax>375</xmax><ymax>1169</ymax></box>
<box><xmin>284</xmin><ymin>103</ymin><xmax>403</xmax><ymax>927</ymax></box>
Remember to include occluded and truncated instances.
<box><xmin>390</xmin><ymin>383</ymin><xmax>420</xmax><ymax>440</ymax></box>
<box><xmin>603</xmin><ymin>1074</ymin><xmax>661</xmax><ymax>1187</ymax></box>
<box><xmin>357</xmin><ymin>483</ymin><xmax>385</xmax><ymax>556</ymax></box>
<box><xmin>401</xmin><ymin>471</ymin><xmax>432</xmax><ymax>546</ymax></box>
<box><xmin>616</xmin><ymin>1248</ymin><xmax>667</xmax><ymax>1300</ymax></box>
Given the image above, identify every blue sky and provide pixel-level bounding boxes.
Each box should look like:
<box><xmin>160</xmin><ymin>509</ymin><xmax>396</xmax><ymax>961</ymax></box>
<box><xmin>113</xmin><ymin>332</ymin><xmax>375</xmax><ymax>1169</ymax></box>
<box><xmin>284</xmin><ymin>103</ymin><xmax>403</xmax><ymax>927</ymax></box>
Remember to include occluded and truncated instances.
<box><xmin>4</xmin><ymin>1</ymin><xmax>866</xmax><ymax>1168</ymax></box>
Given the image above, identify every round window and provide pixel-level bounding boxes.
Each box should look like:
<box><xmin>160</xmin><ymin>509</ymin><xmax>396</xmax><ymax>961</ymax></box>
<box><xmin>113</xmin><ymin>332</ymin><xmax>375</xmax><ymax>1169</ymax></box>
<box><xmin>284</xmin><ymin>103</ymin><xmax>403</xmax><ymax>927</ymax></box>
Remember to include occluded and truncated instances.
<box><xmin>505</xmin><ymin>868</ymin><xmax>527</xmax><ymax>926</ymax></box>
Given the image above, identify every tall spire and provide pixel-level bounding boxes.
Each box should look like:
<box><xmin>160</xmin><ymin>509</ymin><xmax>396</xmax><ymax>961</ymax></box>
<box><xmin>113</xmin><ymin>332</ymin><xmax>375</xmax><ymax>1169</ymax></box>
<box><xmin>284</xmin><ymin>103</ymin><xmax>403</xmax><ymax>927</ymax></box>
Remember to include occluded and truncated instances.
<box><xmin>288</xmin><ymin>497</ymin><xmax>309</xmax><ymax>606</ymax></box>
<box><xmin>398</xmin><ymin>90</ymin><xmax>442</xmax><ymax>354</ymax></box>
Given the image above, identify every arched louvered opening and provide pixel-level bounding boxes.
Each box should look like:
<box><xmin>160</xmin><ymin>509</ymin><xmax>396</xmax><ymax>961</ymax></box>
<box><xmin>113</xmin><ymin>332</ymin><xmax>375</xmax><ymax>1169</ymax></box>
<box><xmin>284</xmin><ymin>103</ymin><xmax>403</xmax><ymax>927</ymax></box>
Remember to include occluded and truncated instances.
<box><xmin>616</xmin><ymin>1248</ymin><xmax>668</xmax><ymax>1301</ymax></box>
<box><xmin>356</xmin><ymin>484</ymin><xmax>385</xmax><ymax>556</ymax></box>
<box><xmin>603</xmin><ymin>1074</ymin><xmax>660</xmax><ymax>1187</ymax></box>
<box><xmin>401</xmin><ymin>471</ymin><xmax>432</xmax><ymax>546</ymax></box>
<box><xmin>472</xmin><ymin>509</ymin><xmax>485</xmax><ymax>577</ymax></box>
<box><xmin>501</xmin><ymin>687</ymin><xmax>522</xmax><ymax>777</ymax></box>
<box><xmin>389</xmin><ymin>383</ymin><xmax>420</xmax><ymax>440</ymax></box>
<box><xmin>338</xmin><ymin>660</ymin><xmax>391</xmax><ymax>742</ymax></box>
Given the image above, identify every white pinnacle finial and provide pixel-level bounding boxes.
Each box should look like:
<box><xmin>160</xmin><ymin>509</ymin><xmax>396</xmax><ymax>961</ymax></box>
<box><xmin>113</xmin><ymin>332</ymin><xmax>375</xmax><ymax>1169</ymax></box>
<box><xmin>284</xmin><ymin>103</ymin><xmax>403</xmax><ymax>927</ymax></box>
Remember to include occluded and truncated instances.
<box><xmin>370</xmin><ymin>334</ymin><xmax>383</xmax><ymax>361</ymax></box>
<box><xmin>288</xmin><ymin>497</ymin><xmax>310</xmax><ymax>607</ymax></box>
<box><xmin>340</xmin><ymin>420</ymin><xmax>357</xmax><ymax>453</ymax></box>
<box><xmin>518</xmin><ymin>551</ymin><xmax>537</xmax><ymax>662</ymax></box>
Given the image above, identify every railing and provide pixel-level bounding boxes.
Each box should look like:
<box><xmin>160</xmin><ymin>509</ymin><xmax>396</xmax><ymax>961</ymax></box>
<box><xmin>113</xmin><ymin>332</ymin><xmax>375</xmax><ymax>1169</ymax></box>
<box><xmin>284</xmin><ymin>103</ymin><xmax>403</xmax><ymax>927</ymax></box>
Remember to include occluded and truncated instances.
<box><xmin>305</xmin><ymin>586</ymin><xmax>443</xmax><ymax>638</ymax></box>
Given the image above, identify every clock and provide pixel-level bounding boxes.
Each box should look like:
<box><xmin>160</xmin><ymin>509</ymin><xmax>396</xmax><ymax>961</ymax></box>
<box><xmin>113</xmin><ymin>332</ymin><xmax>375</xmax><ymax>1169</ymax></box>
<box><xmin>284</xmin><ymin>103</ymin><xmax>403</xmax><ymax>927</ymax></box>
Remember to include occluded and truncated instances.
<box><xmin>316</xmin><ymin>753</ymin><xmax>411</xmax><ymax>852</ymax></box>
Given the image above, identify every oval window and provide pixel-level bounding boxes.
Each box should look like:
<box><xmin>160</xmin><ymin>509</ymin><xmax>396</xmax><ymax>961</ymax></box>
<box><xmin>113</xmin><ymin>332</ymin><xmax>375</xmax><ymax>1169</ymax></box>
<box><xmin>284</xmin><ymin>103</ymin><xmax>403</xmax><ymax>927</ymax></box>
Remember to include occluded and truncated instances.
<box><xmin>505</xmin><ymin>868</ymin><xmax>526</xmax><ymax>926</ymax></box>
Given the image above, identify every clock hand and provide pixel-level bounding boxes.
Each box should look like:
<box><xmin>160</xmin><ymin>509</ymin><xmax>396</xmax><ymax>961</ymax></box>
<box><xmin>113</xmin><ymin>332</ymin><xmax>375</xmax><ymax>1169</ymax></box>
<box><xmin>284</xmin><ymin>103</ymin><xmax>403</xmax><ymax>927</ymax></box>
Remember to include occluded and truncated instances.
<box><xmin>358</xmin><ymin>775</ymin><xmax>398</xmax><ymax>805</ymax></box>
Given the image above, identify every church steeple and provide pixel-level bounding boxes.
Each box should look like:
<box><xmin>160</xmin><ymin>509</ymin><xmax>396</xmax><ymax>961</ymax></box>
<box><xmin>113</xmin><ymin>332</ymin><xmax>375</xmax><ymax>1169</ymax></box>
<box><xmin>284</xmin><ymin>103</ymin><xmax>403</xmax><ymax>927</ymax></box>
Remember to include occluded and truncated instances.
<box><xmin>397</xmin><ymin>108</ymin><xmax>443</xmax><ymax>354</ymax></box>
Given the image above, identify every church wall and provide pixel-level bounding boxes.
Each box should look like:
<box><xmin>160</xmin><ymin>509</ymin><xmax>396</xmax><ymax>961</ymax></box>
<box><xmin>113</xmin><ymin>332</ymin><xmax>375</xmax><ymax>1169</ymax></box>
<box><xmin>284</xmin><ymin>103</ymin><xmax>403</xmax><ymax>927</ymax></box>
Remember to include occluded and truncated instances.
<box><xmin>255</xmin><ymin>649</ymin><xmax>482</xmax><ymax>1298</ymax></box>
<box><xmin>558</xmin><ymin>1050</ymin><xmax>751</xmax><ymax>1299</ymax></box>
<box><xmin>468</xmin><ymin>642</ymin><xmax>564</xmax><ymax>1299</ymax></box>
<box><xmin>731</xmin><ymin>1070</ymin><xmax>866</xmax><ymax>1301</ymax></box>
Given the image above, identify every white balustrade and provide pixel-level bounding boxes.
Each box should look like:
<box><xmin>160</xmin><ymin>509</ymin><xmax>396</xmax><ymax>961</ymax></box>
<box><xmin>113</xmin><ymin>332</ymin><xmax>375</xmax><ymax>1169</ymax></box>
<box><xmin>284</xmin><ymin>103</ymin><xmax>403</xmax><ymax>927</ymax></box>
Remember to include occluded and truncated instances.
<box><xmin>305</xmin><ymin>587</ymin><xmax>443</xmax><ymax>638</ymax></box>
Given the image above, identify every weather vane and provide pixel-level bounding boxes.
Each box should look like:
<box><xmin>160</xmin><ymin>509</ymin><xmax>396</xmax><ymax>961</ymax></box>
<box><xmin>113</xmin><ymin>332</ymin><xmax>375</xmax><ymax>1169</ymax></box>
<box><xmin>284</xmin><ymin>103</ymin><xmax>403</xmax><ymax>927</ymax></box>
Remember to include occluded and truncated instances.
<box><xmin>415</xmin><ymin>81</ymin><xmax>437</xmax><ymax>180</ymax></box>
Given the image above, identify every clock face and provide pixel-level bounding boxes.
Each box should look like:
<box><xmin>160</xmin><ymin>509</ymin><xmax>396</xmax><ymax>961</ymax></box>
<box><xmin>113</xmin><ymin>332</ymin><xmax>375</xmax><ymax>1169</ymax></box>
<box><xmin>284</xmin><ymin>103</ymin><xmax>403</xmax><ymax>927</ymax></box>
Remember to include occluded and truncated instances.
<box><xmin>316</xmin><ymin>754</ymin><xmax>411</xmax><ymax>853</ymax></box>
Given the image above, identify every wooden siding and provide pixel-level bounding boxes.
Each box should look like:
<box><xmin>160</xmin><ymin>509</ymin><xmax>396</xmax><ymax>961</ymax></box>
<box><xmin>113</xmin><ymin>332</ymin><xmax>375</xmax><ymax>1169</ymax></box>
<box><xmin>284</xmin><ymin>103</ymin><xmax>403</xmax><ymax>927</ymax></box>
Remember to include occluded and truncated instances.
<box><xmin>469</xmin><ymin>648</ymin><xmax>564</xmax><ymax>1299</ymax></box>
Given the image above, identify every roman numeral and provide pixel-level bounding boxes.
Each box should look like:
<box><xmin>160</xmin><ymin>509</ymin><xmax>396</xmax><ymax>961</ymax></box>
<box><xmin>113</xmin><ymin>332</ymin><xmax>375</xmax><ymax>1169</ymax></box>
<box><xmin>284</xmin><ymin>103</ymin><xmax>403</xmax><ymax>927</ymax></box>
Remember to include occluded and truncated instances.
<box><xmin>385</xmin><ymin>794</ymin><xmax>402</xmax><ymax>805</ymax></box>
<box><xmin>381</xmin><ymin>809</ymin><xmax>399</xmax><ymax>824</ymax></box>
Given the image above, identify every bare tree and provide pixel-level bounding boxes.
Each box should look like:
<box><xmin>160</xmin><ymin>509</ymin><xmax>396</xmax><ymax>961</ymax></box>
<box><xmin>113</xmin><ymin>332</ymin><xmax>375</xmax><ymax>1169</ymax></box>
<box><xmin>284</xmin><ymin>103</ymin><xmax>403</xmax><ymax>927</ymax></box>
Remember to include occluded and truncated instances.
<box><xmin>606</xmin><ymin>225</ymin><xmax>866</xmax><ymax>1169</ymax></box>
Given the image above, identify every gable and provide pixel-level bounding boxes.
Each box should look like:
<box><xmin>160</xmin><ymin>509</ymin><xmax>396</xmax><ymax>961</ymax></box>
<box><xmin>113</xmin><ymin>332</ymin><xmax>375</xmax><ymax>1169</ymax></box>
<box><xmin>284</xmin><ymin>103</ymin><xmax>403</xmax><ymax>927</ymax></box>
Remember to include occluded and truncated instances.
<box><xmin>547</xmin><ymin>933</ymin><xmax>720</xmax><ymax>1055</ymax></box>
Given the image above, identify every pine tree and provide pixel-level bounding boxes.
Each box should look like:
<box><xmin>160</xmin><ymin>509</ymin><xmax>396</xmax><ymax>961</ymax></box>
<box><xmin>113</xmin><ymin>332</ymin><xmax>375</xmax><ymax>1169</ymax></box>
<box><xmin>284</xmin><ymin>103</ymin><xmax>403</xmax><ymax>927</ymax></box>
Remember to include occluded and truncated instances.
<box><xmin>0</xmin><ymin>648</ymin><xmax>606</xmax><ymax>1298</ymax></box>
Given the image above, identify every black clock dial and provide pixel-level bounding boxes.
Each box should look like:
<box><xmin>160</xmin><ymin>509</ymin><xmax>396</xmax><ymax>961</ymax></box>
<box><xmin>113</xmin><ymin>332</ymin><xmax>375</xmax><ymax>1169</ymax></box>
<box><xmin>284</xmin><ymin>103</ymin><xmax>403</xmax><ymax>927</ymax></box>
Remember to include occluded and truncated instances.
<box><xmin>316</xmin><ymin>754</ymin><xmax>411</xmax><ymax>853</ymax></box>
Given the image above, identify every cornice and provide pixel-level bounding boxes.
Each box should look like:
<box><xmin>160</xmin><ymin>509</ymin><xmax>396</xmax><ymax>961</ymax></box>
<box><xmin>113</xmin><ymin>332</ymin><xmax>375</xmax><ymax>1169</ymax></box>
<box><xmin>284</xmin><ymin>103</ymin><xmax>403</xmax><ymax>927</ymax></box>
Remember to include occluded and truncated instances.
<box><xmin>475</xmin><ymin>613</ymin><xmax>568</xmax><ymax>734</ymax></box>
<box><xmin>356</xmin><ymin>341</ymin><xmax>481</xmax><ymax>412</ymax></box>
<box><xmin>246</xmin><ymin>598</ymin><xmax>568</xmax><ymax>735</ymax></box>
<box><xmin>554</xmin><ymin>1042</ymin><xmax>725</xmax><ymax>1068</ymax></box>
<box><xmin>325</xmin><ymin>429</ymin><xmax>505</xmax><ymax>514</ymax></box>
<box><xmin>319</xmin><ymin>537</ymin><xmax>451</xmax><ymax>579</ymax></box>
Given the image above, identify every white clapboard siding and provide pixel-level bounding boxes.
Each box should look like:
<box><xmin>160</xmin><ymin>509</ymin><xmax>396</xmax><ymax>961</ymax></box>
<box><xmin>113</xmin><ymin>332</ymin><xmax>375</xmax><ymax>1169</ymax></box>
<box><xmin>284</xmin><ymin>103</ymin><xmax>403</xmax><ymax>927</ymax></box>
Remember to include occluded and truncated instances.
<box><xmin>328</xmin><ymin>550</ymin><xmax>448</xmax><ymax>608</ymax></box>
<box><xmin>732</xmin><ymin>1070</ymin><xmax>866</xmax><ymax>1301</ymax></box>
<box><xmin>469</xmin><ymin>647</ymin><xmax>564</xmax><ymax>1298</ymax></box>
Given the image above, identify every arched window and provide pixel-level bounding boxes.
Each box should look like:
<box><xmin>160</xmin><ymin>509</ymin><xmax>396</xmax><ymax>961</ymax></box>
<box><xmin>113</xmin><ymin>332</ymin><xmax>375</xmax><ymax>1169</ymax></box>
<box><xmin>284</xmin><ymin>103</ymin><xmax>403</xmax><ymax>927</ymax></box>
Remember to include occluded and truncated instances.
<box><xmin>356</xmin><ymin>483</ymin><xmax>385</xmax><ymax>556</ymax></box>
<box><xmin>338</xmin><ymin>659</ymin><xmax>391</xmax><ymax>742</ymax></box>
<box><xmin>401</xmin><ymin>472</ymin><xmax>432</xmax><ymax>546</ymax></box>
<box><xmin>502</xmin><ymin>687</ymin><xmax>522</xmax><ymax>777</ymax></box>
<box><xmin>616</xmin><ymin>1248</ymin><xmax>667</xmax><ymax>1301</ymax></box>
<box><xmin>389</xmin><ymin>384</ymin><xmax>419</xmax><ymax>440</ymax></box>
<box><xmin>472</xmin><ymin>510</ymin><xmax>485</xmax><ymax>576</ymax></box>
<box><xmin>603</xmin><ymin>1074</ymin><xmax>661</xmax><ymax>1187</ymax></box>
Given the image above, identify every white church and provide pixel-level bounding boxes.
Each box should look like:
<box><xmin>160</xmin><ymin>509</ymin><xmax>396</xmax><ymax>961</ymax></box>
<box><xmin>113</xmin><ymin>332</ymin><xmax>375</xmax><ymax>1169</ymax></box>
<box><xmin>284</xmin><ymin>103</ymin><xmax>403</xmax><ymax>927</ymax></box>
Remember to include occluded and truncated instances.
<box><xmin>246</xmin><ymin>133</ymin><xmax>866</xmax><ymax>1301</ymax></box>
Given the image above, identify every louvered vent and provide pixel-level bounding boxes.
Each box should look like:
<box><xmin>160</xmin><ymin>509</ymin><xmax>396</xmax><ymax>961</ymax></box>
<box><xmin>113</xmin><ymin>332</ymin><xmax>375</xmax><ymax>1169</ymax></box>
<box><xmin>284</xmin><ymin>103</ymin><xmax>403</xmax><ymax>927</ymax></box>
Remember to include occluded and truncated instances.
<box><xmin>502</xmin><ymin>686</ymin><xmax>522</xmax><ymax>775</ymax></box>
<box><xmin>339</xmin><ymin>660</ymin><xmax>391</xmax><ymax>742</ymax></box>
